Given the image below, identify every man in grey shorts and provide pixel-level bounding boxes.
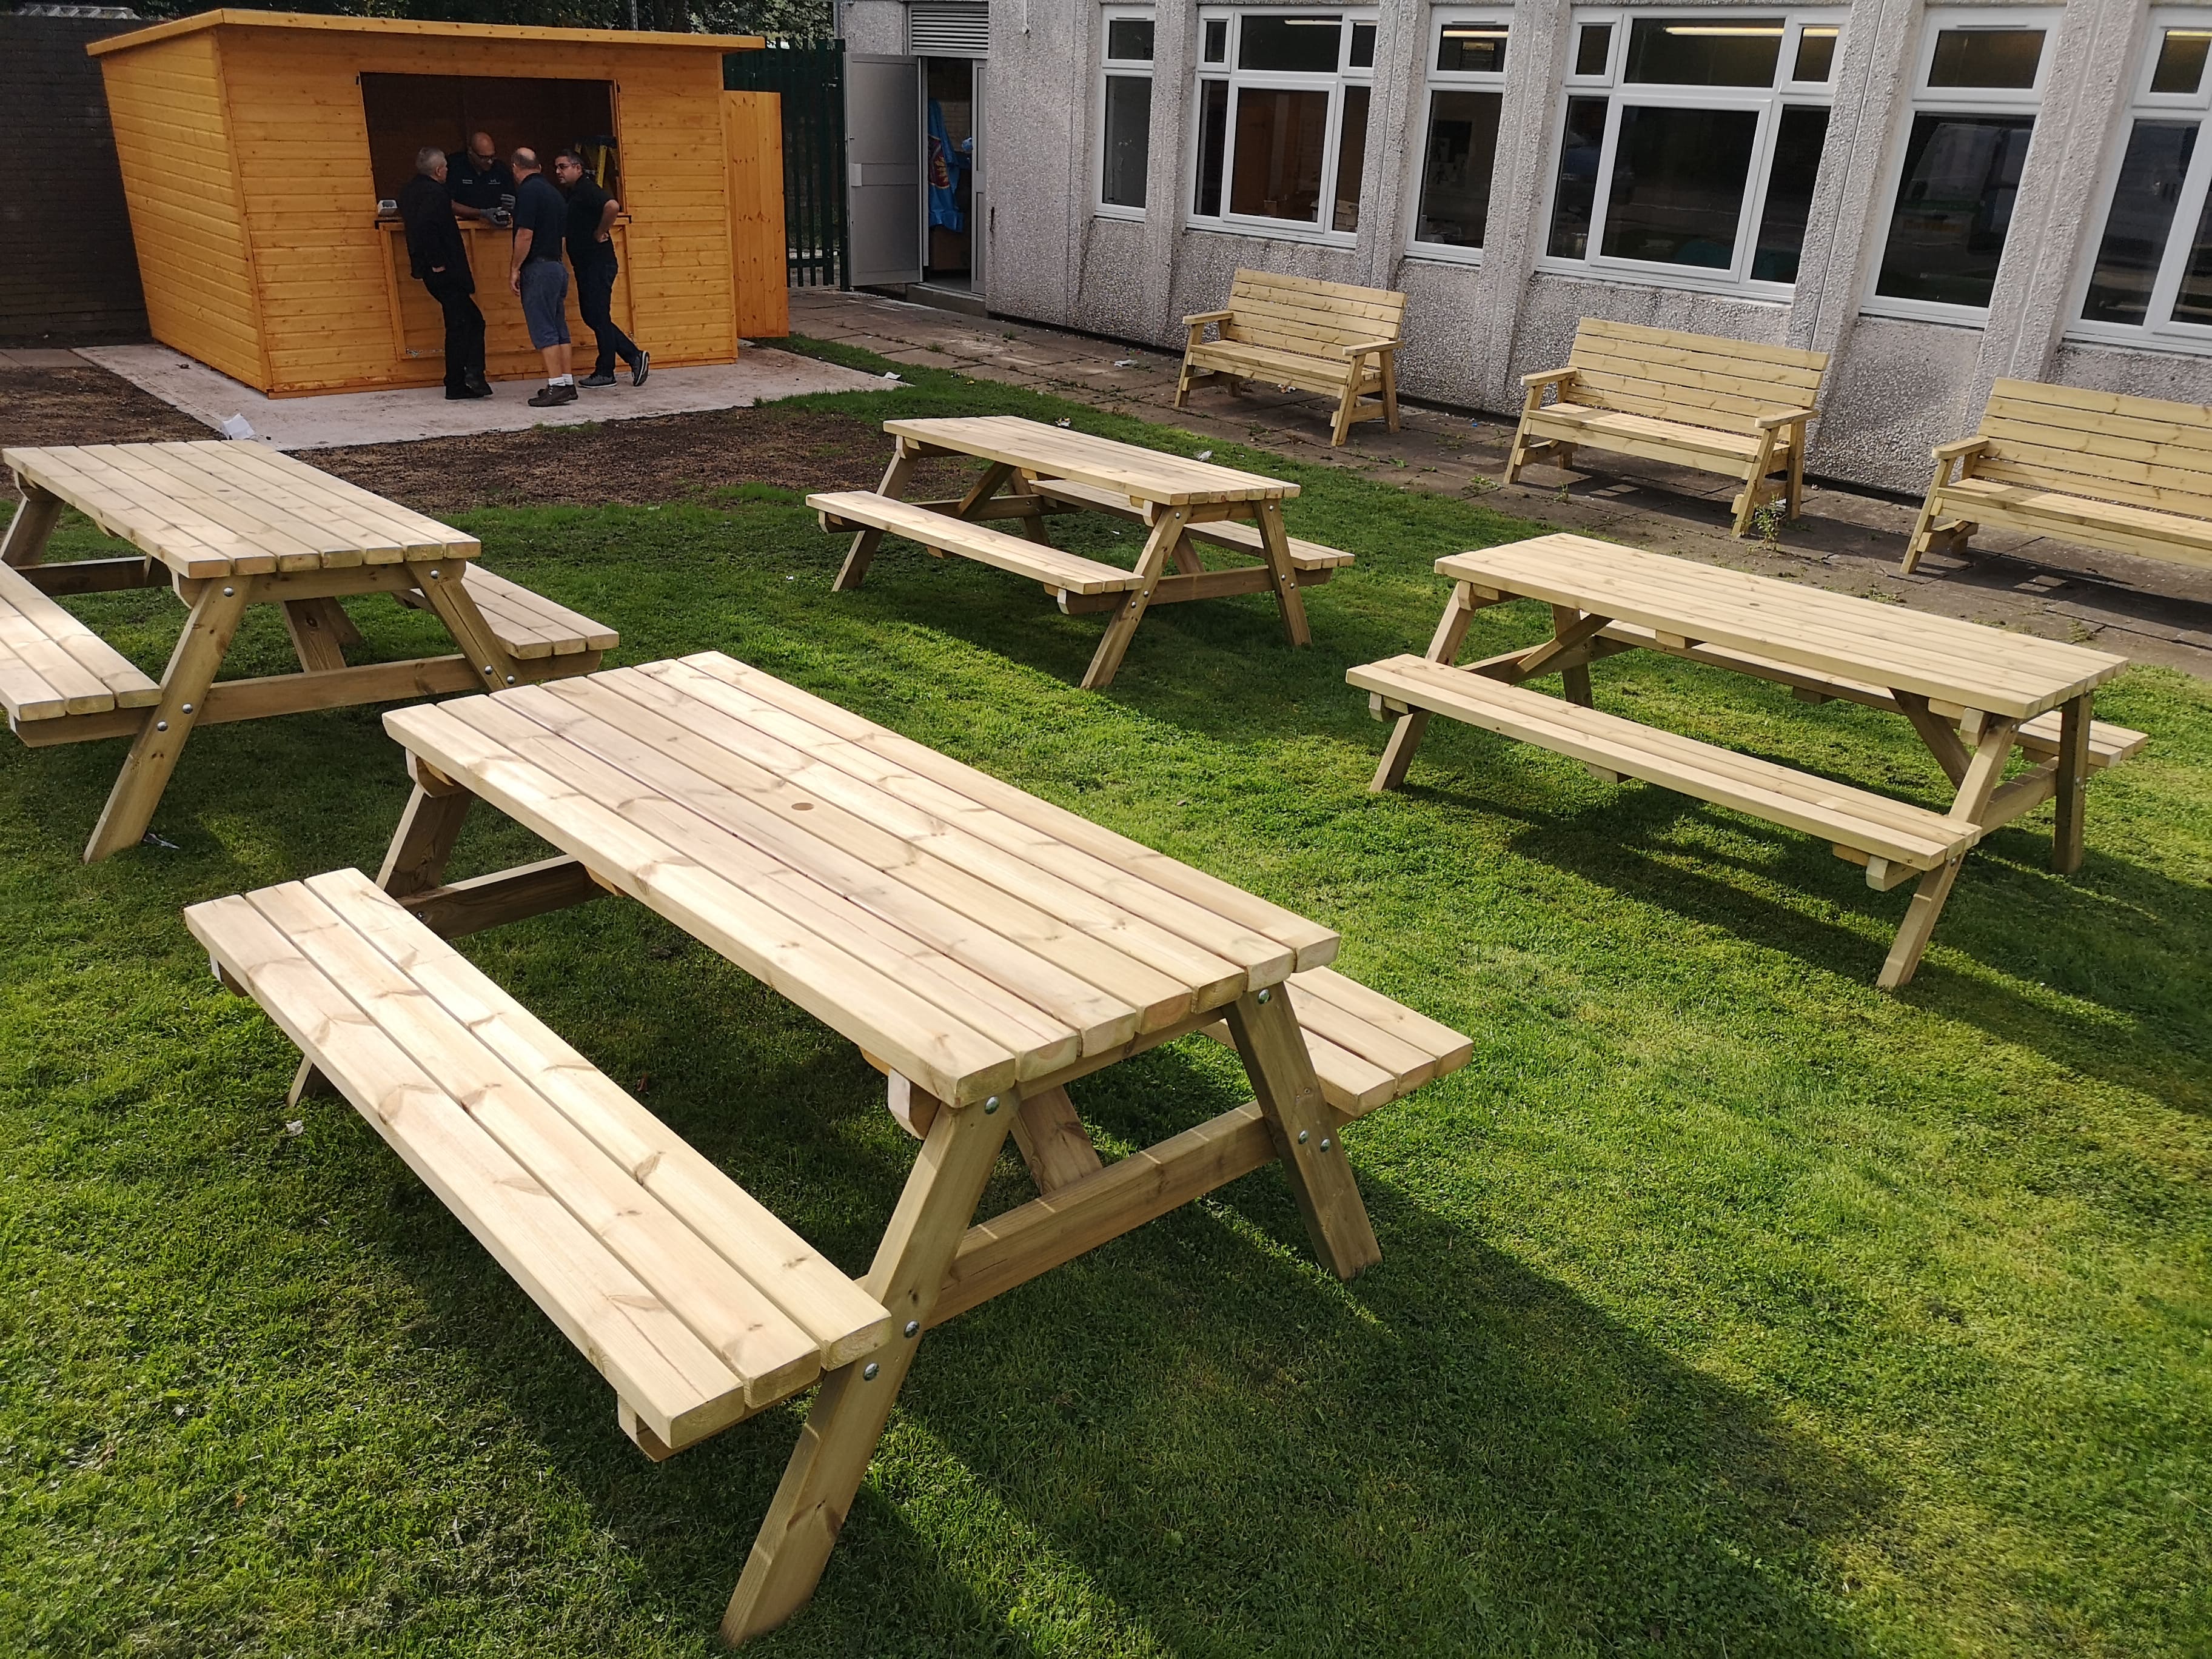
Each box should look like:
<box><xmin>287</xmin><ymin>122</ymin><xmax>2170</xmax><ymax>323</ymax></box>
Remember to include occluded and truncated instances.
<box><xmin>506</xmin><ymin>148</ymin><xmax>575</xmax><ymax>407</ymax></box>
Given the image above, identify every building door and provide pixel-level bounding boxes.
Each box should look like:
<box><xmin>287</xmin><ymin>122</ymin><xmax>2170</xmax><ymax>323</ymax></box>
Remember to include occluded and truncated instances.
<box><xmin>845</xmin><ymin>53</ymin><xmax>922</xmax><ymax>286</ymax></box>
<box><xmin>922</xmin><ymin>55</ymin><xmax>977</xmax><ymax>288</ymax></box>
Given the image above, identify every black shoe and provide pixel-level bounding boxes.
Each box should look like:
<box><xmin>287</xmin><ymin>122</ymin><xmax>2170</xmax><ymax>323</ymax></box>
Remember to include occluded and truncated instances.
<box><xmin>528</xmin><ymin>383</ymin><xmax>578</xmax><ymax>407</ymax></box>
<box><xmin>630</xmin><ymin>350</ymin><xmax>649</xmax><ymax>387</ymax></box>
<box><xmin>578</xmin><ymin>372</ymin><xmax>618</xmax><ymax>388</ymax></box>
<box><xmin>445</xmin><ymin>386</ymin><xmax>473</xmax><ymax>400</ymax></box>
<box><xmin>463</xmin><ymin>373</ymin><xmax>494</xmax><ymax>398</ymax></box>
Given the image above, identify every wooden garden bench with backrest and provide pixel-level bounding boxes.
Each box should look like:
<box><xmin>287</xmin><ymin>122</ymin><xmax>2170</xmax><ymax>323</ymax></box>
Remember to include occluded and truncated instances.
<box><xmin>1507</xmin><ymin>319</ymin><xmax>1829</xmax><ymax>537</ymax></box>
<box><xmin>1905</xmin><ymin>378</ymin><xmax>2212</xmax><ymax>577</ymax></box>
<box><xmin>1177</xmin><ymin>269</ymin><xmax>1407</xmax><ymax>447</ymax></box>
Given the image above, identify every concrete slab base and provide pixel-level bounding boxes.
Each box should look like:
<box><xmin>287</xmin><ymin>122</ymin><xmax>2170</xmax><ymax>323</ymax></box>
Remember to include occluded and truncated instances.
<box><xmin>74</xmin><ymin>344</ymin><xmax>895</xmax><ymax>452</ymax></box>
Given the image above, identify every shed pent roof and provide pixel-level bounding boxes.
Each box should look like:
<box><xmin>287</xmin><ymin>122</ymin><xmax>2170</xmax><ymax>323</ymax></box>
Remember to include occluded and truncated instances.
<box><xmin>87</xmin><ymin>8</ymin><xmax>765</xmax><ymax>56</ymax></box>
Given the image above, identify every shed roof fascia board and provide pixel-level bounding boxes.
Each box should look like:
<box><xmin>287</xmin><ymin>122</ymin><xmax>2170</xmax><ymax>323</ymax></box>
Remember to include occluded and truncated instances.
<box><xmin>88</xmin><ymin>9</ymin><xmax>764</xmax><ymax>57</ymax></box>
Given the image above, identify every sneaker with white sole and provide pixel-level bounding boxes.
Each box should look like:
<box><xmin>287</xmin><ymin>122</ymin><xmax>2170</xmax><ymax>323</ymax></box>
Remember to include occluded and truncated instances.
<box><xmin>630</xmin><ymin>350</ymin><xmax>650</xmax><ymax>387</ymax></box>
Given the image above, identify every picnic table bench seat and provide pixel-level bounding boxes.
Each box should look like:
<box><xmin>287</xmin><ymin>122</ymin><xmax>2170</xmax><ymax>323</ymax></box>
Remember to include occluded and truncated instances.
<box><xmin>1905</xmin><ymin>378</ymin><xmax>2212</xmax><ymax>577</ymax></box>
<box><xmin>184</xmin><ymin>866</ymin><xmax>894</xmax><ymax>1460</ymax></box>
<box><xmin>0</xmin><ymin>560</ymin><xmax>160</xmax><ymax>728</ymax></box>
<box><xmin>1351</xmin><ymin>654</ymin><xmax>1983</xmax><ymax>877</ymax></box>
<box><xmin>1023</xmin><ymin>476</ymin><xmax>1355</xmax><ymax>572</ymax></box>
<box><xmin>809</xmin><ymin>489</ymin><xmax>1145</xmax><ymax>597</ymax></box>
<box><xmin>1507</xmin><ymin>319</ymin><xmax>1830</xmax><ymax>537</ymax></box>
<box><xmin>395</xmin><ymin>563</ymin><xmax>620</xmax><ymax>660</ymax></box>
<box><xmin>1196</xmin><ymin>965</ymin><xmax>1472</xmax><ymax>1114</ymax></box>
<box><xmin>1177</xmin><ymin>269</ymin><xmax>1407</xmax><ymax>447</ymax></box>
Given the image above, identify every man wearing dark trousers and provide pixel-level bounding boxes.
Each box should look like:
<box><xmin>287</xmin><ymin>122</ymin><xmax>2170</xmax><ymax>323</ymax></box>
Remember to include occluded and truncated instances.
<box><xmin>553</xmin><ymin>149</ymin><xmax>648</xmax><ymax>389</ymax></box>
<box><xmin>508</xmin><ymin>147</ymin><xmax>576</xmax><ymax>407</ymax></box>
<box><xmin>397</xmin><ymin>147</ymin><xmax>489</xmax><ymax>400</ymax></box>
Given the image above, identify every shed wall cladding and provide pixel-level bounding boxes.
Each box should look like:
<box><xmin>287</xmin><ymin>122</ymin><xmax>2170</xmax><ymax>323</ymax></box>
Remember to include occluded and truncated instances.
<box><xmin>96</xmin><ymin>27</ymin><xmax>263</xmax><ymax>384</ymax></box>
<box><xmin>980</xmin><ymin>0</ymin><xmax>2212</xmax><ymax>497</ymax></box>
<box><xmin>0</xmin><ymin>12</ymin><xmax>149</xmax><ymax>346</ymax></box>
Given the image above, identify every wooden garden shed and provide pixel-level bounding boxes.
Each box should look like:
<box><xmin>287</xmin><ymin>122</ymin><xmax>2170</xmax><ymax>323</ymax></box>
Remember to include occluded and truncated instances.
<box><xmin>88</xmin><ymin>10</ymin><xmax>787</xmax><ymax>397</ymax></box>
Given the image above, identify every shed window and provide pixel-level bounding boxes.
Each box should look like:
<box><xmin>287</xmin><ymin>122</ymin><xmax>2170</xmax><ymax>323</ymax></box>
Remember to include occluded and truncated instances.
<box><xmin>361</xmin><ymin>75</ymin><xmax>618</xmax><ymax>206</ymax></box>
<box><xmin>1539</xmin><ymin>9</ymin><xmax>1843</xmax><ymax>292</ymax></box>
<box><xmin>1099</xmin><ymin>9</ymin><xmax>1155</xmax><ymax>213</ymax></box>
<box><xmin>2071</xmin><ymin>10</ymin><xmax>2212</xmax><ymax>351</ymax></box>
<box><xmin>1868</xmin><ymin>16</ymin><xmax>2049</xmax><ymax>318</ymax></box>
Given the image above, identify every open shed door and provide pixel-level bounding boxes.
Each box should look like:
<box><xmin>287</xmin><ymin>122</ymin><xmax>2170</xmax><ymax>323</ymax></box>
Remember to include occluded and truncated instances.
<box><xmin>845</xmin><ymin>53</ymin><xmax>922</xmax><ymax>286</ymax></box>
<box><xmin>724</xmin><ymin>90</ymin><xmax>788</xmax><ymax>339</ymax></box>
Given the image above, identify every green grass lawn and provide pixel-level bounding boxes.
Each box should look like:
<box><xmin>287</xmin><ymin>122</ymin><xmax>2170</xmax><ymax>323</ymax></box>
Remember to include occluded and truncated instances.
<box><xmin>2</xmin><ymin>347</ymin><xmax>2207</xmax><ymax>1658</ymax></box>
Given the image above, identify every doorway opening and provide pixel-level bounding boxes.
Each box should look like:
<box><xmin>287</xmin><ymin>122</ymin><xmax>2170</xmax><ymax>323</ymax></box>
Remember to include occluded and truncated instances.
<box><xmin>922</xmin><ymin>56</ymin><xmax>976</xmax><ymax>289</ymax></box>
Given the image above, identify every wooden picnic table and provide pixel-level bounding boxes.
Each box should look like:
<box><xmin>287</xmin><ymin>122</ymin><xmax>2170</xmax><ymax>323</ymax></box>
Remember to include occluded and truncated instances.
<box><xmin>1</xmin><ymin>441</ymin><xmax>614</xmax><ymax>861</ymax></box>
<box><xmin>1352</xmin><ymin>534</ymin><xmax>2138</xmax><ymax>987</ymax></box>
<box><xmin>190</xmin><ymin>649</ymin><xmax>1470</xmax><ymax>1641</ymax></box>
<box><xmin>808</xmin><ymin>414</ymin><xmax>1352</xmax><ymax>688</ymax></box>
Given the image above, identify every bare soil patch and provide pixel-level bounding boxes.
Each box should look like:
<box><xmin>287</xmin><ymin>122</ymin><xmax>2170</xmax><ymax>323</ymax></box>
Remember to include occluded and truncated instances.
<box><xmin>0</xmin><ymin>363</ymin><xmax>207</xmax><ymax>449</ymax></box>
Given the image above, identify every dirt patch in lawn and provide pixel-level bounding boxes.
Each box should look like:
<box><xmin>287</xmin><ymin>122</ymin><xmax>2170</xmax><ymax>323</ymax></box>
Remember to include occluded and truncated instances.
<box><xmin>310</xmin><ymin>407</ymin><xmax>974</xmax><ymax>514</ymax></box>
<box><xmin>0</xmin><ymin>363</ymin><xmax>208</xmax><ymax>450</ymax></box>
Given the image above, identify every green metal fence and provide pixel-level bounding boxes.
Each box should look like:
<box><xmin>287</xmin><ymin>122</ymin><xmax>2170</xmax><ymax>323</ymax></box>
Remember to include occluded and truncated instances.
<box><xmin>728</xmin><ymin>40</ymin><xmax>848</xmax><ymax>290</ymax></box>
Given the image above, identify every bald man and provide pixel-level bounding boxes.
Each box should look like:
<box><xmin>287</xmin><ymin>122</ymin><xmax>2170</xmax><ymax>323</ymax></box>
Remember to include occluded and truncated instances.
<box><xmin>446</xmin><ymin>130</ymin><xmax>513</xmax><ymax>223</ymax></box>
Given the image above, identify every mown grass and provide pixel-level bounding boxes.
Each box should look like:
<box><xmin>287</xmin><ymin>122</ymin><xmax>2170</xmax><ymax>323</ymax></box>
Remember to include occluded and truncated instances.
<box><xmin>1</xmin><ymin>345</ymin><xmax>2207</xmax><ymax>1657</ymax></box>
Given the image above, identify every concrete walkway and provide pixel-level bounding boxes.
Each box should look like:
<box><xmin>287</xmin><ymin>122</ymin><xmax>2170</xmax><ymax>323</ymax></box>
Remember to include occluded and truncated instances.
<box><xmin>791</xmin><ymin>288</ymin><xmax>2212</xmax><ymax>681</ymax></box>
<box><xmin>75</xmin><ymin>342</ymin><xmax>893</xmax><ymax>452</ymax></box>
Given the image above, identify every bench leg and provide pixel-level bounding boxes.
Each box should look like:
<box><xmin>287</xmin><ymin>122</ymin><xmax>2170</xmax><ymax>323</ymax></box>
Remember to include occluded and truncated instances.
<box><xmin>1082</xmin><ymin>506</ymin><xmax>1189</xmax><ymax>689</ymax></box>
<box><xmin>1010</xmin><ymin>1084</ymin><xmax>1103</xmax><ymax>1194</ymax></box>
<box><xmin>407</xmin><ymin>563</ymin><xmax>519</xmax><ymax>695</ymax></box>
<box><xmin>281</xmin><ymin>598</ymin><xmax>354</xmax><ymax>674</ymax></box>
<box><xmin>1878</xmin><ymin>857</ymin><xmax>1962</xmax><ymax>990</ymax></box>
<box><xmin>1370</xmin><ymin>711</ymin><xmax>1432</xmax><ymax>793</ymax></box>
<box><xmin>2053</xmin><ymin>692</ymin><xmax>2091</xmax><ymax>876</ymax></box>
<box><xmin>836</xmin><ymin>440</ymin><xmax>918</xmax><ymax>591</ymax></box>
<box><xmin>1551</xmin><ymin>606</ymin><xmax>1596</xmax><ymax>708</ymax></box>
<box><xmin>1174</xmin><ymin>353</ymin><xmax>1197</xmax><ymax>410</ymax></box>
<box><xmin>1380</xmin><ymin>352</ymin><xmax>1401</xmax><ymax>434</ymax></box>
<box><xmin>1253</xmin><ymin>501</ymin><xmax>1312</xmax><ymax>649</ymax></box>
<box><xmin>83</xmin><ymin>578</ymin><xmax>251</xmax><ymax>863</ymax></box>
<box><xmin>720</xmin><ymin>1091</ymin><xmax>1014</xmax><ymax>1646</ymax></box>
<box><xmin>1</xmin><ymin>484</ymin><xmax>64</xmax><ymax>568</ymax></box>
<box><xmin>1329</xmin><ymin>383</ymin><xmax>1358</xmax><ymax>448</ymax></box>
<box><xmin>1225</xmin><ymin>988</ymin><xmax>1381</xmax><ymax>1279</ymax></box>
<box><xmin>1169</xmin><ymin>528</ymin><xmax>1204</xmax><ymax>575</ymax></box>
<box><xmin>1786</xmin><ymin>433</ymin><xmax>1806</xmax><ymax>520</ymax></box>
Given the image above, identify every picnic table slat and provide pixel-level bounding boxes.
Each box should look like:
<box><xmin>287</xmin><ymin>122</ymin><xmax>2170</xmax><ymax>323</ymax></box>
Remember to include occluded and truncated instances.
<box><xmin>883</xmin><ymin>415</ymin><xmax>1296</xmax><ymax>506</ymax></box>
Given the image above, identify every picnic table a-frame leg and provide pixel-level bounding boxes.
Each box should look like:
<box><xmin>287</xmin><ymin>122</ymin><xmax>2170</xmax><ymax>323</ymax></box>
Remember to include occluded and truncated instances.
<box><xmin>721</xmin><ymin>1089</ymin><xmax>1016</xmax><ymax>1646</ymax></box>
<box><xmin>1081</xmin><ymin>504</ymin><xmax>1192</xmax><ymax>690</ymax></box>
<box><xmin>82</xmin><ymin>579</ymin><xmax>250</xmax><ymax>862</ymax></box>
<box><xmin>1</xmin><ymin>483</ymin><xmax>64</xmax><ymax>569</ymax></box>
<box><xmin>833</xmin><ymin>438</ymin><xmax>922</xmax><ymax>591</ymax></box>
<box><xmin>1877</xmin><ymin>709</ymin><xmax>2019</xmax><ymax>990</ymax></box>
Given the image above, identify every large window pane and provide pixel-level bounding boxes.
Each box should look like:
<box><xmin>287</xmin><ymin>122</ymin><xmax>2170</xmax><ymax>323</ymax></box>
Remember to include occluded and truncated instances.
<box><xmin>1332</xmin><ymin>84</ymin><xmax>1370</xmax><ymax>231</ymax></box>
<box><xmin>1438</xmin><ymin>21</ymin><xmax>1506</xmax><ymax>74</ymax></box>
<box><xmin>1625</xmin><ymin>16</ymin><xmax>1785</xmax><ymax>87</ymax></box>
<box><xmin>1875</xmin><ymin>112</ymin><xmax>2035</xmax><ymax>306</ymax></box>
<box><xmin>1239</xmin><ymin>15</ymin><xmax>1342</xmax><ymax>73</ymax></box>
<box><xmin>1601</xmin><ymin>104</ymin><xmax>1760</xmax><ymax>268</ymax></box>
<box><xmin>1229</xmin><ymin>86</ymin><xmax>1330</xmax><ymax>221</ymax></box>
<box><xmin>2083</xmin><ymin>121</ymin><xmax>2198</xmax><ymax>324</ymax></box>
<box><xmin>1752</xmin><ymin>105</ymin><xmax>1829</xmax><ymax>281</ymax></box>
<box><xmin>1195</xmin><ymin>79</ymin><xmax>1229</xmax><ymax>216</ymax></box>
<box><xmin>1548</xmin><ymin>96</ymin><xmax>1610</xmax><ymax>256</ymax></box>
<box><xmin>2170</xmin><ymin>188</ymin><xmax>2212</xmax><ymax>325</ymax></box>
<box><xmin>1102</xmin><ymin>75</ymin><xmax>1153</xmax><ymax>208</ymax></box>
<box><xmin>1928</xmin><ymin>28</ymin><xmax>2043</xmax><ymax>90</ymax></box>
<box><xmin>1418</xmin><ymin>89</ymin><xmax>1503</xmax><ymax>247</ymax></box>
<box><xmin>1106</xmin><ymin>18</ymin><xmax>1153</xmax><ymax>61</ymax></box>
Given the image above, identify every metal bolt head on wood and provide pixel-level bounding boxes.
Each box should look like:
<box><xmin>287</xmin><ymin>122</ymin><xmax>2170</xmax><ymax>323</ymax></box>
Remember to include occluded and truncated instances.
<box><xmin>984</xmin><ymin>1095</ymin><xmax>1000</xmax><ymax>1113</ymax></box>
<box><xmin>221</xmin><ymin>586</ymin><xmax>234</xmax><ymax>596</ymax></box>
<box><xmin>903</xmin><ymin>1320</ymin><xmax>919</xmax><ymax>1338</ymax></box>
<box><xmin>862</xmin><ymin>1362</ymin><xmax>880</xmax><ymax>1381</ymax></box>
<box><xmin>1256</xmin><ymin>987</ymin><xmax>1270</xmax><ymax>1004</ymax></box>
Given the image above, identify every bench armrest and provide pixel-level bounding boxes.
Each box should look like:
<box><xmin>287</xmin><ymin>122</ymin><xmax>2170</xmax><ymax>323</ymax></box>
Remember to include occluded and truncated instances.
<box><xmin>1932</xmin><ymin>436</ymin><xmax>1989</xmax><ymax>461</ymax></box>
<box><xmin>1521</xmin><ymin>367</ymin><xmax>1576</xmax><ymax>388</ymax></box>
<box><xmin>1182</xmin><ymin>309</ymin><xmax>1233</xmax><ymax>327</ymax></box>
<box><xmin>1339</xmin><ymin>337</ymin><xmax>1402</xmax><ymax>359</ymax></box>
<box><xmin>1755</xmin><ymin>406</ymin><xmax>1818</xmax><ymax>430</ymax></box>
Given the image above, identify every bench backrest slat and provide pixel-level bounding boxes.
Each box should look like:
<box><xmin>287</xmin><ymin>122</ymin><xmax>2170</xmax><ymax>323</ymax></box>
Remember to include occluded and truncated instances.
<box><xmin>1974</xmin><ymin>378</ymin><xmax>2212</xmax><ymax>515</ymax></box>
<box><xmin>1223</xmin><ymin>269</ymin><xmax>1406</xmax><ymax>358</ymax></box>
<box><xmin>1564</xmin><ymin>318</ymin><xmax>1827</xmax><ymax>432</ymax></box>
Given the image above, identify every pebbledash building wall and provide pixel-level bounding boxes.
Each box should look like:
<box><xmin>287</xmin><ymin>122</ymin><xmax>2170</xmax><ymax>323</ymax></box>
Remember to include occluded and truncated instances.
<box><xmin>840</xmin><ymin>0</ymin><xmax>2212</xmax><ymax>495</ymax></box>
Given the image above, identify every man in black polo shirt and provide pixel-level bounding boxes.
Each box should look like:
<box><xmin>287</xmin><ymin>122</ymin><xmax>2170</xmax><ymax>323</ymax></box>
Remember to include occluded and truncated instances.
<box><xmin>445</xmin><ymin>131</ymin><xmax>512</xmax><ymax>224</ymax></box>
<box><xmin>397</xmin><ymin>146</ymin><xmax>489</xmax><ymax>400</ymax></box>
<box><xmin>552</xmin><ymin>149</ymin><xmax>648</xmax><ymax>389</ymax></box>
<box><xmin>506</xmin><ymin>147</ymin><xmax>575</xmax><ymax>407</ymax></box>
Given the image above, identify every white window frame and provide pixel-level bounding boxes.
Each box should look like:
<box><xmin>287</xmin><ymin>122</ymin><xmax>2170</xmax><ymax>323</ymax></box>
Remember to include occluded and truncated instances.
<box><xmin>1533</xmin><ymin>8</ymin><xmax>1846</xmax><ymax>300</ymax></box>
<box><xmin>1097</xmin><ymin>7</ymin><xmax>1157</xmax><ymax>221</ymax></box>
<box><xmin>1860</xmin><ymin>6</ymin><xmax>2056</xmax><ymax>325</ymax></box>
<box><xmin>1187</xmin><ymin>7</ymin><xmax>1378</xmax><ymax>247</ymax></box>
<box><xmin>2066</xmin><ymin>8</ymin><xmax>2212</xmax><ymax>354</ymax></box>
<box><xmin>1406</xmin><ymin>12</ymin><xmax>1513</xmax><ymax>267</ymax></box>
